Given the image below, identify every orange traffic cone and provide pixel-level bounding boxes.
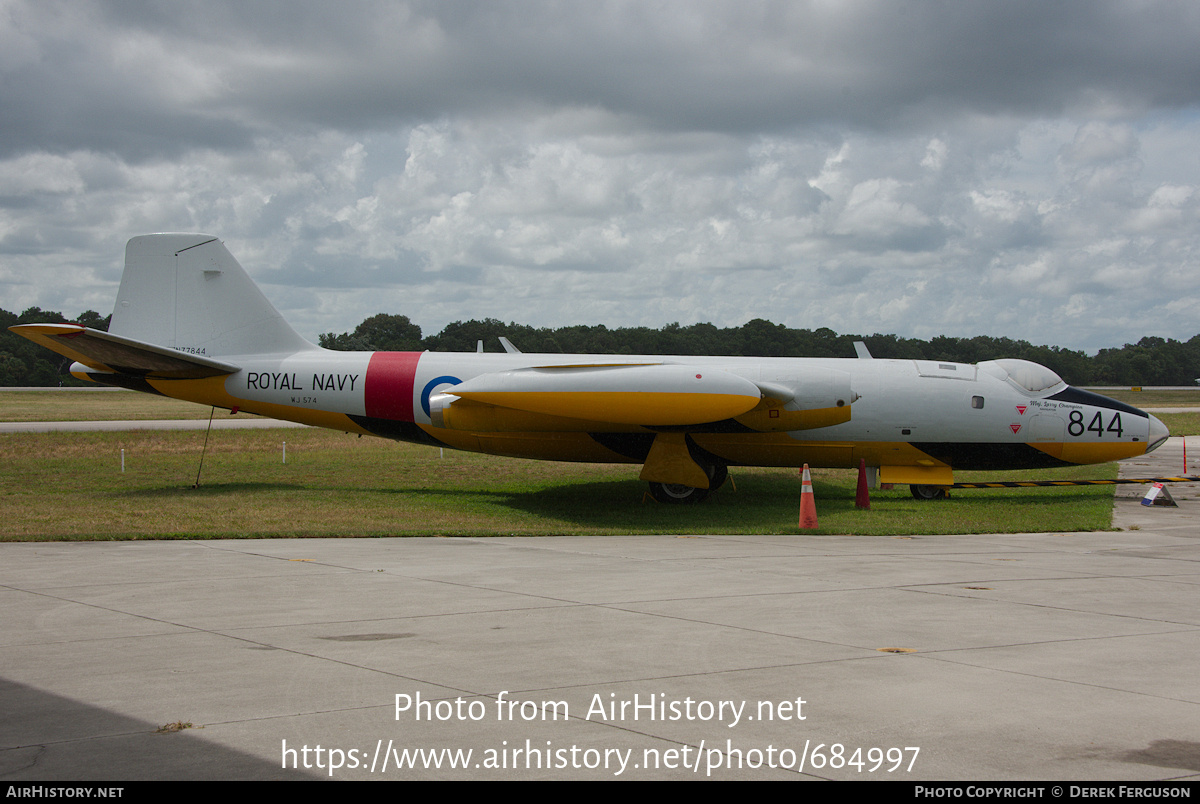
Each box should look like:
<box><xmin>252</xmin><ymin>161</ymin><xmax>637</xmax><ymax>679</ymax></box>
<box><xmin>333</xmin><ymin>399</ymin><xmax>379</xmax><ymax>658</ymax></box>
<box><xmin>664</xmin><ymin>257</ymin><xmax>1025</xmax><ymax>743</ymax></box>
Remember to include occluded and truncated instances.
<box><xmin>799</xmin><ymin>463</ymin><xmax>818</xmax><ymax>530</ymax></box>
<box><xmin>855</xmin><ymin>458</ymin><xmax>870</xmax><ymax>510</ymax></box>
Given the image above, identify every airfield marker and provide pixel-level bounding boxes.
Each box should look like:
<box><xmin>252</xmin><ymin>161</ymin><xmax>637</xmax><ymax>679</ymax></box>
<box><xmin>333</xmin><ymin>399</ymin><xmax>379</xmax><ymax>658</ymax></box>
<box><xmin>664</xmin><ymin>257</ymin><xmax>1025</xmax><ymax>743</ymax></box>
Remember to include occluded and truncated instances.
<box><xmin>1141</xmin><ymin>483</ymin><xmax>1178</xmax><ymax>507</ymax></box>
<box><xmin>120</xmin><ymin>448</ymin><xmax>124</xmax><ymax>473</ymax></box>
<box><xmin>799</xmin><ymin>464</ymin><xmax>818</xmax><ymax>530</ymax></box>
<box><xmin>282</xmin><ymin>441</ymin><xmax>287</xmax><ymax>464</ymax></box>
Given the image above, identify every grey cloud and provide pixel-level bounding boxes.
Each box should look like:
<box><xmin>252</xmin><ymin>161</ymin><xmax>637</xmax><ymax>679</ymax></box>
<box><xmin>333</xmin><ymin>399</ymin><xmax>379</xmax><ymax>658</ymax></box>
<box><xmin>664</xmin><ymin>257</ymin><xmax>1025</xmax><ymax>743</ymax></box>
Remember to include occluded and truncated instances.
<box><xmin>7</xmin><ymin>1</ymin><xmax>1200</xmax><ymax>162</ymax></box>
<box><xmin>2</xmin><ymin>1</ymin><xmax>1198</xmax><ymax>352</ymax></box>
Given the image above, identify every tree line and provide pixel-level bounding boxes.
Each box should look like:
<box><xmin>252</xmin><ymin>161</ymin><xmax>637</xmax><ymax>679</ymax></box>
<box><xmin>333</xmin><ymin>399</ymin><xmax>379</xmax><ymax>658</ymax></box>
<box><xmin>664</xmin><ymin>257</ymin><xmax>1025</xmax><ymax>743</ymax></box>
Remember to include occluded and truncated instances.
<box><xmin>320</xmin><ymin>313</ymin><xmax>1199</xmax><ymax>387</ymax></box>
<box><xmin>3</xmin><ymin>305</ymin><xmax>1197</xmax><ymax>387</ymax></box>
<box><xmin>1</xmin><ymin>307</ymin><xmax>111</xmax><ymax>386</ymax></box>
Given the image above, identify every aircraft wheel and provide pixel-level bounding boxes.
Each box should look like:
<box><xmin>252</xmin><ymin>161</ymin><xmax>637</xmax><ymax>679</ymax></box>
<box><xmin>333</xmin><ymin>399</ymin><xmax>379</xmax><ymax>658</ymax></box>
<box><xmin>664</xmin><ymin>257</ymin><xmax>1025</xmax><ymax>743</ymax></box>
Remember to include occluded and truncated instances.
<box><xmin>648</xmin><ymin>482</ymin><xmax>710</xmax><ymax>504</ymax></box>
<box><xmin>910</xmin><ymin>484</ymin><xmax>948</xmax><ymax>501</ymax></box>
<box><xmin>707</xmin><ymin>463</ymin><xmax>729</xmax><ymax>491</ymax></box>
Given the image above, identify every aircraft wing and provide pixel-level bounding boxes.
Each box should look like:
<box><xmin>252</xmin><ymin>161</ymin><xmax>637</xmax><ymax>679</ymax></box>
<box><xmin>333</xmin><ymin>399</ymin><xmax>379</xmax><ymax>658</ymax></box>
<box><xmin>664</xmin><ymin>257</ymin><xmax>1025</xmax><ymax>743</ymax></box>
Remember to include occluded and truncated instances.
<box><xmin>435</xmin><ymin>362</ymin><xmax>764</xmax><ymax>427</ymax></box>
<box><xmin>9</xmin><ymin>323</ymin><xmax>240</xmax><ymax>379</ymax></box>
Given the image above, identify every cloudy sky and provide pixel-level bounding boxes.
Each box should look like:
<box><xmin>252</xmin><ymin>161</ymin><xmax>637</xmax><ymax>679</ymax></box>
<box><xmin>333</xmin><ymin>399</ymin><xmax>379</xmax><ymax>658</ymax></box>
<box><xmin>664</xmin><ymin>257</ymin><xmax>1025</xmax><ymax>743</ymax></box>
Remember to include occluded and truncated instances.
<box><xmin>2</xmin><ymin>1</ymin><xmax>1198</xmax><ymax>353</ymax></box>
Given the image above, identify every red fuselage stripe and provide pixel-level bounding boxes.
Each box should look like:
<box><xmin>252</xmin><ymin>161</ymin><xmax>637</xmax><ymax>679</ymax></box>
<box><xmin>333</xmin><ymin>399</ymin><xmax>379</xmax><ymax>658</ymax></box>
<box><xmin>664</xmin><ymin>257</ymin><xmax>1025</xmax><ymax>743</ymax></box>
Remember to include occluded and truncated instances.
<box><xmin>364</xmin><ymin>352</ymin><xmax>422</xmax><ymax>422</ymax></box>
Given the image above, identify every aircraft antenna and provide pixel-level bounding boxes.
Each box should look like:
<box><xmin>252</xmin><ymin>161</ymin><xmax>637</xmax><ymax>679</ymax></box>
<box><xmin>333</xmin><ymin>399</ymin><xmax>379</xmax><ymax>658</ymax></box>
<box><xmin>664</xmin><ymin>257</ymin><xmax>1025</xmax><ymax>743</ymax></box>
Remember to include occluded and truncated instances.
<box><xmin>192</xmin><ymin>406</ymin><xmax>217</xmax><ymax>488</ymax></box>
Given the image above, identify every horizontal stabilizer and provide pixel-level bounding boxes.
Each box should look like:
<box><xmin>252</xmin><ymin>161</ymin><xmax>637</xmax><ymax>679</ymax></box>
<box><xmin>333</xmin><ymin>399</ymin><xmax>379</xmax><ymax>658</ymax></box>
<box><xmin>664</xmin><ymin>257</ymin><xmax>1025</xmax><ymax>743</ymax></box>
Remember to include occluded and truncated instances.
<box><xmin>9</xmin><ymin>323</ymin><xmax>240</xmax><ymax>379</ymax></box>
<box><xmin>446</xmin><ymin>363</ymin><xmax>762</xmax><ymax>426</ymax></box>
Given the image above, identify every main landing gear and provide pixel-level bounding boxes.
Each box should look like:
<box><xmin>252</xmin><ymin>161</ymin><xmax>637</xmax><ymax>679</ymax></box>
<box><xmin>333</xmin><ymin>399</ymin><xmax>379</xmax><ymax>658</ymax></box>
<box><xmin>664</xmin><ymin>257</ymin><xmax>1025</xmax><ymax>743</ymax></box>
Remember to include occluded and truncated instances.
<box><xmin>647</xmin><ymin>463</ymin><xmax>729</xmax><ymax>504</ymax></box>
<box><xmin>909</xmin><ymin>484</ymin><xmax>949</xmax><ymax>500</ymax></box>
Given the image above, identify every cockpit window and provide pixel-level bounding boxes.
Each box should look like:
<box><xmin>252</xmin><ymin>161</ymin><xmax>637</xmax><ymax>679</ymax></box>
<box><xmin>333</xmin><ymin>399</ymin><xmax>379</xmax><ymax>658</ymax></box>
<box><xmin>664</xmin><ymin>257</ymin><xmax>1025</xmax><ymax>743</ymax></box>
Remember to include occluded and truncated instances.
<box><xmin>978</xmin><ymin>359</ymin><xmax>1065</xmax><ymax>394</ymax></box>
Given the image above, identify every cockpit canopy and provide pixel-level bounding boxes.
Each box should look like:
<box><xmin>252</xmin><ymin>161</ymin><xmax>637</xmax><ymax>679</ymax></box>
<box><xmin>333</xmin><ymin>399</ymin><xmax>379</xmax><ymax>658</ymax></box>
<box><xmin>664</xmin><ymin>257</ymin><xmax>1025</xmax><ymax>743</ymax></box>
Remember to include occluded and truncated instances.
<box><xmin>977</xmin><ymin>359</ymin><xmax>1066</xmax><ymax>395</ymax></box>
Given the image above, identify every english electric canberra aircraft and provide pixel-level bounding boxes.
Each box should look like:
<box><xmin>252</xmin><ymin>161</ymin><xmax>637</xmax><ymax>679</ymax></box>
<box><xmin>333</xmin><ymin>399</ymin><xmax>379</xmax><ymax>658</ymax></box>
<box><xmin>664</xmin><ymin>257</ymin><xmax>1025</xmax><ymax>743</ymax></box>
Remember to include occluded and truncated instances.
<box><xmin>12</xmin><ymin>234</ymin><xmax>1169</xmax><ymax>502</ymax></box>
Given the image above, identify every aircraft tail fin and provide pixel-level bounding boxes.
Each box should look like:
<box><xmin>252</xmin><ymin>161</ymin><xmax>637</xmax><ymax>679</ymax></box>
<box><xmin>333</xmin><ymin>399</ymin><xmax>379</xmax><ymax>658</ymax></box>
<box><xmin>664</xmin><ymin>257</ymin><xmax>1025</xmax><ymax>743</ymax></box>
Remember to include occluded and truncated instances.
<box><xmin>109</xmin><ymin>234</ymin><xmax>313</xmax><ymax>358</ymax></box>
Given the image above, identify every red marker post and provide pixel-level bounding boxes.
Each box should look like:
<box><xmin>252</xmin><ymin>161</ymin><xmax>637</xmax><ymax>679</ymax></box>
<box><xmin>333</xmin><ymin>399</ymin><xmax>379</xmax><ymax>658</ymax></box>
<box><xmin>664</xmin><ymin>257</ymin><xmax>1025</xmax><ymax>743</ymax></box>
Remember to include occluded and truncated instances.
<box><xmin>855</xmin><ymin>458</ymin><xmax>871</xmax><ymax>510</ymax></box>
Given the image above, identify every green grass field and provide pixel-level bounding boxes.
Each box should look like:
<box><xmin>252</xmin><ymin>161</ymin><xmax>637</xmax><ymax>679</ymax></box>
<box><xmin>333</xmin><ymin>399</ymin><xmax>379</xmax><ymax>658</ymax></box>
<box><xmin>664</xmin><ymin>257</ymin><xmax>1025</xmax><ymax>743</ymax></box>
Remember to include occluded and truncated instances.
<box><xmin>0</xmin><ymin>389</ymin><xmax>254</xmax><ymax>421</ymax></box>
<box><xmin>3</xmin><ymin>386</ymin><xmax>1183</xmax><ymax>541</ymax></box>
<box><xmin>1086</xmin><ymin>388</ymin><xmax>1200</xmax><ymax>407</ymax></box>
<box><xmin>1157</xmin><ymin>411</ymin><xmax>1200</xmax><ymax>436</ymax></box>
<box><xmin>0</xmin><ymin>427</ymin><xmax>1119</xmax><ymax>540</ymax></box>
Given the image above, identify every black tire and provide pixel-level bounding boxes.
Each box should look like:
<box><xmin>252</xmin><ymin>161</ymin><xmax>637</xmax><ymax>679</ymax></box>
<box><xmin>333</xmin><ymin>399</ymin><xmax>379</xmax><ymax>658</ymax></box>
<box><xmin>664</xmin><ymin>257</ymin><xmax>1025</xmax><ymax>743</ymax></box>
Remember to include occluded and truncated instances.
<box><xmin>910</xmin><ymin>484</ymin><xmax>948</xmax><ymax>500</ymax></box>
<box><xmin>707</xmin><ymin>463</ymin><xmax>729</xmax><ymax>491</ymax></box>
<box><xmin>648</xmin><ymin>482</ymin><xmax>710</xmax><ymax>504</ymax></box>
<box><xmin>646</xmin><ymin>463</ymin><xmax>727</xmax><ymax>504</ymax></box>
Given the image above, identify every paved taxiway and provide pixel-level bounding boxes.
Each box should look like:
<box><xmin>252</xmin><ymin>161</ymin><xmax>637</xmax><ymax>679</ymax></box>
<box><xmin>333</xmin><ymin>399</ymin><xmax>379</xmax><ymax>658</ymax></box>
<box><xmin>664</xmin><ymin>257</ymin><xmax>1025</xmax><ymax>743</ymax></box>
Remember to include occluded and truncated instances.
<box><xmin>0</xmin><ymin>418</ymin><xmax>309</xmax><ymax>433</ymax></box>
<box><xmin>1</xmin><ymin>440</ymin><xmax>1197</xmax><ymax>780</ymax></box>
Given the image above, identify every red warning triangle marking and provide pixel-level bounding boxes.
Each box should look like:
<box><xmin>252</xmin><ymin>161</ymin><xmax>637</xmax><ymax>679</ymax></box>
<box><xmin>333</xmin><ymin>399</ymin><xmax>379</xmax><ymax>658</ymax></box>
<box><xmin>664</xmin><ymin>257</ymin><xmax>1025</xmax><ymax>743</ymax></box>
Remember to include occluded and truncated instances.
<box><xmin>1015</xmin><ymin>405</ymin><xmax>1027</xmax><ymax>415</ymax></box>
<box><xmin>1009</xmin><ymin>424</ymin><xmax>1022</xmax><ymax>434</ymax></box>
